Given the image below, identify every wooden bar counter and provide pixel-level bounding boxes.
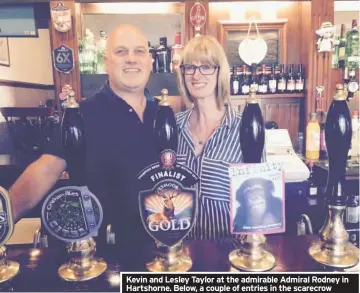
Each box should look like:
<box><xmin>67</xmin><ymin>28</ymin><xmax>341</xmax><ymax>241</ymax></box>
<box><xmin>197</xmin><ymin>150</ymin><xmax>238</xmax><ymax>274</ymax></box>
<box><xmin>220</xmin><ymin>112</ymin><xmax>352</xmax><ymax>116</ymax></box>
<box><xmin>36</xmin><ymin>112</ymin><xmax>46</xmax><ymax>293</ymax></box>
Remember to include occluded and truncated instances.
<box><xmin>0</xmin><ymin>235</ymin><xmax>358</xmax><ymax>292</ymax></box>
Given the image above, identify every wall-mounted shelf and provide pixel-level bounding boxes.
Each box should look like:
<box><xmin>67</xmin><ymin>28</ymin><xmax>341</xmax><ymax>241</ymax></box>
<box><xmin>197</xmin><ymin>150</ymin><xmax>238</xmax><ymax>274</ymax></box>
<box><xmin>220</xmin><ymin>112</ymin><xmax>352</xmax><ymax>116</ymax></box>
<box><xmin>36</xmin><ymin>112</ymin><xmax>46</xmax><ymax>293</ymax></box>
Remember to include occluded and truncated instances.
<box><xmin>231</xmin><ymin>93</ymin><xmax>305</xmax><ymax>99</ymax></box>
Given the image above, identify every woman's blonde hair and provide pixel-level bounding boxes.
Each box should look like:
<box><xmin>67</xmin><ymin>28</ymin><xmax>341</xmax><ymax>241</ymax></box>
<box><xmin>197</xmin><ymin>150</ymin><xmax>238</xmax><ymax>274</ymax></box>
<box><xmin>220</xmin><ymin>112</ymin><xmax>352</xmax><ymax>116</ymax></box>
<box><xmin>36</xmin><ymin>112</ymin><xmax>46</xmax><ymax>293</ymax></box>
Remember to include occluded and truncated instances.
<box><xmin>176</xmin><ymin>35</ymin><xmax>230</xmax><ymax>109</ymax></box>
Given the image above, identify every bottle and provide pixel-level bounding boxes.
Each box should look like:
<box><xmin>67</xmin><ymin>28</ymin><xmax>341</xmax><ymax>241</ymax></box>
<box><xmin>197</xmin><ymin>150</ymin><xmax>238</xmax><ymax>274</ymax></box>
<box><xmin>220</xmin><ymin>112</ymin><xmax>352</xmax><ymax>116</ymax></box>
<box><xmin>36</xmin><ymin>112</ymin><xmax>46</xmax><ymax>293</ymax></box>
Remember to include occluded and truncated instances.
<box><xmin>345</xmin><ymin>194</ymin><xmax>359</xmax><ymax>247</ymax></box>
<box><xmin>295</xmin><ymin>64</ymin><xmax>305</xmax><ymax>93</ymax></box>
<box><xmin>171</xmin><ymin>32</ymin><xmax>183</xmax><ymax>73</ymax></box>
<box><xmin>308</xmin><ymin>162</ymin><xmax>318</xmax><ymax>197</ymax></box>
<box><xmin>268</xmin><ymin>64</ymin><xmax>277</xmax><ymax>94</ymax></box>
<box><xmin>332</xmin><ymin>35</ymin><xmax>340</xmax><ymax>68</ymax></box>
<box><xmin>338</xmin><ymin>24</ymin><xmax>347</xmax><ymax>68</ymax></box>
<box><xmin>61</xmin><ymin>91</ymin><xmax>86</xmax><ymax>186</ymax></box>
<box><xmin>79</xmin><ymin>29</ymin><xmax>96</xmax><ymax>74</ymax></box>
<box><xmin>306</xmin><ymin>112</ymin><xmax>320</xmax><ymax>160</ymax></box>
<box><xmin>258</xmin><ymin>64</ymin><xmax>268</xmax><ymax>94</ymax></box>
<box><xmin>345</xmin><ymin>20</ymin><xmax>360</xmax><ymax>69</ymax></box>
<box><xmin>277</xmin><ymin>64</ymin><xmax>286</xmax><ymax>93</ymax></box>
<box><xmin>148</xmin><ymin>42</ymin><xmax>157</xmax><ymax>73</ymax></box>
<box><xmin>347</xmin><ymin>67</ymin><xmax>359</xmax><ymax>100</ymax></box>
<box><xmin>156</xmin><ymin>37</ymin><xmax>171</xmax><ymax>73</ymax></box>
<box><xmin>286</xmin><ymin>64</ymin><xmax>295</xmax><ymax>93</ymax></box>
<box><xmin>95</xmin><ymin>31</ymin><xmax>107</xmax><ymax>74</ymax></box>
<box><xmin>231</xmin><ymin>67</ymin><xmax>240</xmax><ymax>95</ymax></box>
<box><xmin>154</xmin><ymin>89</ymin><xmax>178</xmax><ymax>154</ymax></box>
<box><xmin>239</xmin><ymin>88</ymin><xmax>265</xmax><ymax>163</ymax></box>
<box><xmin>343</xmin><ymin>66</ymin><xmax>350</xmax><ymax>96</ymax></box>
<box><xmin>319</xmin><ymin>111</ymin><xmax>328</xmax><ymax>160</ymax></box>
<box><xmin>250</xmin><ymin>64</ymin><xmax>258</xmax><ymax>93</ymax></box>
<box><xmin>240</xmin><ymin>65</ymin><xmax>250</xmax><ymax>95</ymax></box>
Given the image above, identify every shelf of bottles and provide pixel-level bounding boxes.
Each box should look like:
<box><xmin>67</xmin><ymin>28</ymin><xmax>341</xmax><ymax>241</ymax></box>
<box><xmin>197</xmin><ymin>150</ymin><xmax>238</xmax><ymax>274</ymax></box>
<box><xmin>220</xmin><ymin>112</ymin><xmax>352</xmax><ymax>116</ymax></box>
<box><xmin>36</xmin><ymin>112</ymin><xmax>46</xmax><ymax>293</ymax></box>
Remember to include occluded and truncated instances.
<box><xmin>78</xmin><ymin>29</ymin><xmax>184</xmax><ymax>75</ymax></box>
<box><xmin>332</xmin><ymin>19</ymin><xmax>359</xmax><ymax>100</ymax></box>
<box><xmin>230</xmin><ymin>63</ymin><xmax>305</xmax><ymax>98</ymax></box>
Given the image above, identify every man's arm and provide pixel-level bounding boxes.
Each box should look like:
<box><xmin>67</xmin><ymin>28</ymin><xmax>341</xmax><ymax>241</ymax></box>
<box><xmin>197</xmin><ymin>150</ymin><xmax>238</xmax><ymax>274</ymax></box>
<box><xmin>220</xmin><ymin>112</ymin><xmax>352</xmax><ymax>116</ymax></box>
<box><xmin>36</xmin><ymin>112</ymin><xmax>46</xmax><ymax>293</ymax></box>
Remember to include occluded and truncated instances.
<box><xmin>9</xmin><ymin>154</ymin><xmax>66</xmax><ymax>222</ymax></box>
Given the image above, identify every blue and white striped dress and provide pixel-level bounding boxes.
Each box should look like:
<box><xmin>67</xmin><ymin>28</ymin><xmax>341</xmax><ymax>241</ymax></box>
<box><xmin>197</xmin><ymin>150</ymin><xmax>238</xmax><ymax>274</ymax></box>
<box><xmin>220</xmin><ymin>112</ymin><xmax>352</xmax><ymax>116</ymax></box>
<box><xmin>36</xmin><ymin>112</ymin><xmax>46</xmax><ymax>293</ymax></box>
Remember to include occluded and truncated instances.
<box><xmin>176</xmin><ymin>104</ymin><xmax>243</xmax><ymax>240</ymax></box>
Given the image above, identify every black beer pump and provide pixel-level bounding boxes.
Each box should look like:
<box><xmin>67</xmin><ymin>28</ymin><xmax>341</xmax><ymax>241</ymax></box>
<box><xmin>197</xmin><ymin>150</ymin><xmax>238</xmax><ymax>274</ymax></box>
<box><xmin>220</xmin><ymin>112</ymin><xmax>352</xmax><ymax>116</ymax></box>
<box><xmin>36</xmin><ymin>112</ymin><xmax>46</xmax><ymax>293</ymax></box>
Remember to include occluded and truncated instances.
<box><xmin>229</xmin><ymin>87</ymin><xmax>276</xmax><ymax>271</ymax></box>
<box><xmin>41</xmin><ymin>91</ymin><xmax>106</xmax><ymax>282</ymax></box>
<box><xmin>309</xmin><ymin>84</ymin><xmax>359</xmax><ymax>269</ymax></box>
<box><xmin>154</xmin><ymin>88</ymin><xmax>178</xmax><ymax>154</ymax></box>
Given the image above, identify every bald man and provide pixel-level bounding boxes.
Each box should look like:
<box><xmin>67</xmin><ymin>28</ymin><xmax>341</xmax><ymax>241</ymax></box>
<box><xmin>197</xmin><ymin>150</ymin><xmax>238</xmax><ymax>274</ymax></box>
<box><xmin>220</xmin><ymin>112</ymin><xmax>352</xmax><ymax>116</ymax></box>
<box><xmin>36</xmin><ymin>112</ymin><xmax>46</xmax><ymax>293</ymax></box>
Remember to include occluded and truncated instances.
<box><xmin>8</xmin><ymin>25</ymin><xmax>159</xmax><ymax>252</ymax></box>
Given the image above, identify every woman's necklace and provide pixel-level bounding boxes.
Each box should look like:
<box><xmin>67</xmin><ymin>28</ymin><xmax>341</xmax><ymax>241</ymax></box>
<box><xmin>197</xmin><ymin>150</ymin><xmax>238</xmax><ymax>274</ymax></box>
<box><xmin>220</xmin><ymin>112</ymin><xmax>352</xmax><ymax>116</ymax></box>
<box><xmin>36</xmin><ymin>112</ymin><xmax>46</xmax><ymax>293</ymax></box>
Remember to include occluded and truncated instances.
<box><xmin>191</xmin><ymin>112</ymin><xmax>225</xmax><ymax>146</ymax></box>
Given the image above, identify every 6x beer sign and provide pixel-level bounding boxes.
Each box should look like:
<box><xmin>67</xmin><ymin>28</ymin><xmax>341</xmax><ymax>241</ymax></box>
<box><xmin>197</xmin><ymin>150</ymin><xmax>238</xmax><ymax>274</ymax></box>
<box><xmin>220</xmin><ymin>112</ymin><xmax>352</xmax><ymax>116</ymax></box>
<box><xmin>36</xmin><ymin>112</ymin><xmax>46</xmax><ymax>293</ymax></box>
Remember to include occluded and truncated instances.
<box><xmin>53</xmin><ymin>44</ymin><xmax>74</xmax><ymax>74</ymax></box>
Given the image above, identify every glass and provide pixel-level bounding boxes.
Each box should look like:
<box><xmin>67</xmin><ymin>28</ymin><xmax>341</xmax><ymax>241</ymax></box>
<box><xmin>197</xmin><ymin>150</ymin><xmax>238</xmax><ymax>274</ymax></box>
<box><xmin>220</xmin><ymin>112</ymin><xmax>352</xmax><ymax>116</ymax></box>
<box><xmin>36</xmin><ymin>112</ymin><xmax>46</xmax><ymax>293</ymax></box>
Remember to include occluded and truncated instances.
<box><xmin>180</xmin><ymin>64</ymin><xmax>219</xmax><ymax>75</ymax></box>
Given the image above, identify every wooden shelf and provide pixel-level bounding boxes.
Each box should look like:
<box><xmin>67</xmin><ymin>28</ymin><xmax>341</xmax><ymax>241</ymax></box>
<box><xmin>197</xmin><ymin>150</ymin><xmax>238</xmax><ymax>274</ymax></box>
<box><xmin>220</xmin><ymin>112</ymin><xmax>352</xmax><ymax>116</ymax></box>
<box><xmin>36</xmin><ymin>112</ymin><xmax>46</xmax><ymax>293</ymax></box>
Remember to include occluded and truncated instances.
<box><xmin>230</xmin><ymin>93</ymin><xmax>305</xmax><ymax>99</ymax></box>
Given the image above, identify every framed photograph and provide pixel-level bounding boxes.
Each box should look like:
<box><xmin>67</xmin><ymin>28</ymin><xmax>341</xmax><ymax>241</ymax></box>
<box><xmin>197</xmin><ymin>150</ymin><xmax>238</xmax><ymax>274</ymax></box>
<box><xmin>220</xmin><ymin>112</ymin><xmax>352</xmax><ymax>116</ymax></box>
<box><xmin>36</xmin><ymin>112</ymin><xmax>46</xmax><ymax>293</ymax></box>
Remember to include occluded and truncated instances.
<box><xmin>0</xmin><ymin>38</ymin><xmax>10</xmax><ymax>67</ymax></box>
<box><xmin>217</xmin><ymin>20</ymin><xmax>288</xmax><ymax>67</ymax></box>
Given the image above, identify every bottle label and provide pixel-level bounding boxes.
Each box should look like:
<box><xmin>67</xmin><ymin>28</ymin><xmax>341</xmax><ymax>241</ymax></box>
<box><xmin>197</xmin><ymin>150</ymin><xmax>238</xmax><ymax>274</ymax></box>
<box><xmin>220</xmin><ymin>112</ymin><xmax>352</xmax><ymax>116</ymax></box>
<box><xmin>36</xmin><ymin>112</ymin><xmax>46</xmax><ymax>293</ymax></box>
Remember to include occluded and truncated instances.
<box><xmin>157</xmin><ymin>51</ymin><xmax>168</xmax><ymax>73</ymax></box>
<box><xmin>320</xmin><ymin>130</ymin><xmax>327</xmax><ymax>151</ymax></box>
<box><xmin>278</xmin><ymin>81</ymin><xmax>286</xmax><ymax>90</ymax></box>
<box><xmin>269</xmin><ymin>80</ymin><xmax>277</xmax><ymax>91</ymax></box>
<box><xmin>307</xmin><ymin>131</ymin><xmax>320</xmax><ymax>151</ymax></box>
<box><xmin>295</xmin><ymin>80</ymin><xmax>304</xmax><ymax>91</ymax></box>
<box><xmin>242</xmin><ymin>85</ymin><xmax>249</xmax><ymax>94</ymax></box>
<box><xmin>287</xmin><ymin>80</ymin><xmax>295</xmax><ymax>91</ymax></box>
<box><xmin>232</xmin><ymin>81</ymin><xmax>240</xmax><ymax>95</ymax></box>
<box><xmin>259</xmin><ymin>84</ymin><xmax>268</xmax><ymax>93</ymax></box>
<box><xmin>346</xmin><ymin>206</ymin><xmax>359</xmax><ymax>224</ymax></box>
<box><xmin>339</xmin><ymin>47</ymin><xmax>346</xmax><ymax>60</ymax></box>
<box><xmin>171</xmin><ymin>53</ymin><xmax>181</xmax><ymax>72</ymax></box>
<box><xmin>309</xmin><ymin>187</ymin><xmax>317</xmax><ymax>196</ymax></box>
<box><xmin>251</xmin><ymin>83</ymin><xmax>258</xmax><ymax>92</ymax></box>
<box><xmin>348</xmin><ymin>81</ymin><xmax>359</xmax><ymax>93</ymax></box>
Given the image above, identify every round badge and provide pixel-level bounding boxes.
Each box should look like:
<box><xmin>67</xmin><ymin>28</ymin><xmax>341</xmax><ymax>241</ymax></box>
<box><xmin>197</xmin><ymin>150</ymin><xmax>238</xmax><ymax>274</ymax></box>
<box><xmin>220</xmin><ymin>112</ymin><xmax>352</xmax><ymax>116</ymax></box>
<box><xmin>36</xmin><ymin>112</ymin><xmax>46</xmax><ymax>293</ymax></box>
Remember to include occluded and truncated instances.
<box><xmin>41</xmin><ymin>186</ymin><xmax>103</xmax><ymax>242</ymax></box>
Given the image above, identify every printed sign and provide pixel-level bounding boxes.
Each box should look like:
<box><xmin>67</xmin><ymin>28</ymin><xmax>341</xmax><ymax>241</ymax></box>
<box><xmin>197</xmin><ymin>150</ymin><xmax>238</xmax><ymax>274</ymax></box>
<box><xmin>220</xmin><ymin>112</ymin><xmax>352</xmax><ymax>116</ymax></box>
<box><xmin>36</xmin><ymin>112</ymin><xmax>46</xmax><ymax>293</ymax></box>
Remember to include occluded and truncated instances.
<box><xmin>53</xmin><ymin>44</ymin><xmax>74</xmax><ymax>74</ymax></box>
<box><xmin>189</xmin><ymin>3</ymin><xmax>207</xmax><ymax>30</ymax></box>
<box><xmin>51</xmin><ymin>2</ymin><xmax>72</xmax><ymax>33</ymax></box>
<box><xmin>0</xmin><ymin>187</ymin><xmax>14</xmax><ymax>247</ymax></box>
<box><xmin>41</xmin><ymin>186</ymin><xmax>103</xmax><ymax>242</ymax></box>
<box><xmin>138</xmin><ymin>150</ymin><xmax>199</xmax><ymax>247</ymax></box>
<box><xmin>229</xmin><ymin>162</ymin><xmax>285</xmax><ymax>235</ymax></box>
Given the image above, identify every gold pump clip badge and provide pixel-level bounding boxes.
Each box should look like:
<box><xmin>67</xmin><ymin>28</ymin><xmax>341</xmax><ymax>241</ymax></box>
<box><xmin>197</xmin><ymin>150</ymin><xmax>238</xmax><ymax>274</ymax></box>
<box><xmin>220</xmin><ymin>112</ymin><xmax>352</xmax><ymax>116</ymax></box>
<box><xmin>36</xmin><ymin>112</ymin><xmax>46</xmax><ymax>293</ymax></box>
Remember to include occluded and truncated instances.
<box><xmin>51</xmin><ymin>2</ymin><xmax>72</xmax><ymax>33</ymax></box>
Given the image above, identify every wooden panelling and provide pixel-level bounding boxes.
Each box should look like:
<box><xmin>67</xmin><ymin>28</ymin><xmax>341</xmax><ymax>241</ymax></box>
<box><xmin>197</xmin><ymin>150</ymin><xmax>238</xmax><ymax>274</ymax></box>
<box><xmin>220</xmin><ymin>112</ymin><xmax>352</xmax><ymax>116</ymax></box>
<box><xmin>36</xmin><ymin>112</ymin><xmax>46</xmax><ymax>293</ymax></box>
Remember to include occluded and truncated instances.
<box><xmin>49</xmin><ymin>0</ymin><xmax>82</xmax><ymax>112</ymax></box>
<box><xmin>306</xmin><ymin>0</ymin><xmax>334</xmax><ymax>122</ymax></box>
<box><xmin>230</xmin><ymin>96</ymin><xmax>303</xmax><ymax>146</ymax></box>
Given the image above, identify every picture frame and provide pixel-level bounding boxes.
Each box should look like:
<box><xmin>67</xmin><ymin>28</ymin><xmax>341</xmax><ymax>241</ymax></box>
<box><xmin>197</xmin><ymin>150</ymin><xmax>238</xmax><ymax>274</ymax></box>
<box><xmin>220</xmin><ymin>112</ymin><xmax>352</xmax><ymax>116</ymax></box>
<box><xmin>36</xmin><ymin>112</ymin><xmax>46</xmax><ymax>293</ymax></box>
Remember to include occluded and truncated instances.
<box><xmin>217</xmin><ymin>19</ymin><xmax>288</xmax><ymax>67</ymax></box>
<box><xmin>0</xmin><ymin>38</ymin><xmax>10</xmax><ymax>67</ymax></box>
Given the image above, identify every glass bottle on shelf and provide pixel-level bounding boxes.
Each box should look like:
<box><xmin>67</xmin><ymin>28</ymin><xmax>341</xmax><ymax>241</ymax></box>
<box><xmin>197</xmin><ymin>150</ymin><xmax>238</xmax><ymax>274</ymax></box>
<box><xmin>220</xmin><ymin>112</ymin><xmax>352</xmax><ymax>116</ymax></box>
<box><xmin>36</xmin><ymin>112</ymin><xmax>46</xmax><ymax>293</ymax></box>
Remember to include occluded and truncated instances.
<box><xmin>171</xmin><ymin>32</ymin><xmax>183</xmax><ymax>73</ymax></box>
<box><xmin>156</xmin><ymin>37</ymin><xmax>171</xmax><ymax>73</ymax></box>
<box><xmin>319</xmin><ymin>111</ymin><xmax>328</xmax><ymax>160</ymax></box>
<box><xmin>268</xmin><ymin>64</ymin><xmax>277</xmax><ymax>94</ymax></box>
<box><xmin>240</xmin><ymin>65</ymin><xmax>250</xmax><ymax>95</ymax></box>
<box><xmin>308</xmin><ymin>162</ymin><xmax>318</xmax><ymax>197</ymax></box>
<box><xmin>295</xmin><ymin>64</ymin><xmax>305</xmax><ymax>93</ymax></box>
<box><xmin>148</xmin><ymin>42</ymin><xmax>157</xmax><ymax>73</ymax></box>
<box><xmin>258</xmin><ymin>64</ymin><xmax>268</xmax><ymax>94</ymax></box>
<box><xmin>95</xmin><ymin>31</ymin><xmax>107</xmax><ymax>74</ymax></box>
<box><xmin>230</xmin><ymin>67</ymin><xmax>238</xmax><ymax>95</ymax></box>
<box><xmin>277</xmin><ymin>64</ymin><xmax>286</xmax><ymax>93</ymax></box>
<box><xmin>345</xmin><ymin>194</ymin><xmax>360</xmax><ymax>247</ymax></box>
<box><xmin>79</xmin><ymin>28</ymin><xmax>96</xmax><ymax>74</ymax></box>
<box><xmin>346</xmin><ymin>19</ymin><xmax>360</xmax><ymax>69</ymax></box>
<box><xmin>250</xmin><ymin>63</ymin><xmax>258</xmax><ymax>93</ymax></box>
<box><xmin>347</xmin><ymin>67</ymin><xmax>359</xmax><ymax>100</ymax></box>
<box><xmin>338</xmin><ymin>24</ymin><xmax>347</xmax><ymax>68</ymax></box>
<box><xmin>286</xmin><ymin>64</ymin><xmax>296</xmax><ymax>93</ymax></box>
<box><xmin>332</xmin><ymin>35</ymin><xmax>340</xmax><ymax>68</ymax></box>
<box><xmin>306</xmin><ymin>112</ymin><xmax>320</xmax><ymax>160</ymax></box>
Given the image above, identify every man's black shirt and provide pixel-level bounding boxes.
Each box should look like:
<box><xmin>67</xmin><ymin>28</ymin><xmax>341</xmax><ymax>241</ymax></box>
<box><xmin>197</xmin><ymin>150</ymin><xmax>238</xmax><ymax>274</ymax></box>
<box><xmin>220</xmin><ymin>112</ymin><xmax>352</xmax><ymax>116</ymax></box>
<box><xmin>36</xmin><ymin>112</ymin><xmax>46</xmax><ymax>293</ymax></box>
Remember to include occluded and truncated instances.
<box><xmin>44</xmin><ymin>83</ymin><xmax>160</xmax><ymax>249</ymax></box>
